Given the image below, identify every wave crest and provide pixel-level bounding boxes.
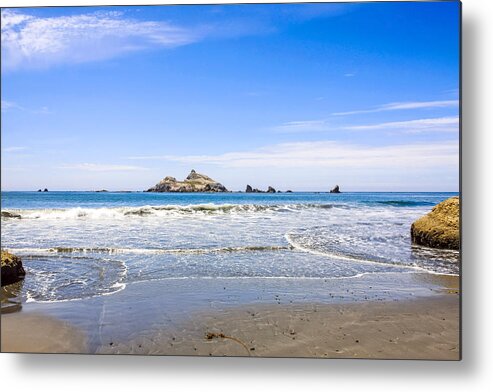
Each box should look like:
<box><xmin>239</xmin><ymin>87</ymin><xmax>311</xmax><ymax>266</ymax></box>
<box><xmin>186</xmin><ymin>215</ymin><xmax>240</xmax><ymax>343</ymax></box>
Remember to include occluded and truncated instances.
<box><xmin>1</xmin><ymin>203</ymin><xmax>344</xmax><ymax>220</ymax></box>
<box><xmin>6</xmin><ymin>245</ymin><xmax>293</xmax><ymax>255</ymax></box>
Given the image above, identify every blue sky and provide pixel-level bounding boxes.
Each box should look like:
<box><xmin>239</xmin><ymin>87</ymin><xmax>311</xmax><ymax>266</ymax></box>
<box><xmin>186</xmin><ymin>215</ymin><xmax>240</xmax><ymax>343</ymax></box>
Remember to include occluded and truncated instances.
<box><xmin>1</xmin><ymin>2</ymin><xmax>460</xmax><ymax>191</ymax></box>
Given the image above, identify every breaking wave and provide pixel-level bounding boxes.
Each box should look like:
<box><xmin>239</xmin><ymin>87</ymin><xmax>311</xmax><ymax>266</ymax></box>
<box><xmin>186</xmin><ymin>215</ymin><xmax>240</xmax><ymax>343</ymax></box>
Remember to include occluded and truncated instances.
<box><xmin>7</xmin><ymin>245</ymin><xmax>293</xmax><ymax>255</ymax></box>
<box><xmin>1</xmin><ymin>203</ymin><xmax>346</xmax><ymax>220</ymax></box>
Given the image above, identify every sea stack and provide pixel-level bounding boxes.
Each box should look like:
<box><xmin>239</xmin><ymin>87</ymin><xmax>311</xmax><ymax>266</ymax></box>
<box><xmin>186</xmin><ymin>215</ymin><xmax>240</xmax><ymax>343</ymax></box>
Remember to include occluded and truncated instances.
<box><xmin>330</xmin><ymin>185</ymin><xmax>341</xmax><ymax>193</ymax></box>
<box><xmin>267</xmin><ymin>186</ymin><xmax>276</xmax><ymax>193</ymax></box>
<box><xmin>146</xmin><ymin>170</ymin><xmax>228</xmax><ymax>192</ymax></box>
<box><xmin>410</xmin><ymin>196</ymin><xmax>459</xmax><ymax>250</ymax></box>
<box><xmin>1</xmin><ymin>250</ymin><xmax>26</xmax><ymax>286</ymax></box>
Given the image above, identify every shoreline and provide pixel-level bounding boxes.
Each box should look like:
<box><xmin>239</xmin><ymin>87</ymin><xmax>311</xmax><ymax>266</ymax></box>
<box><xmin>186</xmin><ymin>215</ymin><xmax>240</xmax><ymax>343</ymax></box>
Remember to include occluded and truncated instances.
<box><xmin>1</xmin><ymin>274</ymin><xmax>459</xmax><ymax>358</ymax></box>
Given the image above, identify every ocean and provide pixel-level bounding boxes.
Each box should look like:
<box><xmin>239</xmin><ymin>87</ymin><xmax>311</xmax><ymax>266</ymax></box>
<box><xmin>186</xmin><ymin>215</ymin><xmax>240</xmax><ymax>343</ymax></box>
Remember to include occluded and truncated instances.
<box><xmin>1</xmin><ymin>191</ymin><xmax>459</xmax><ymax>306</ymax></box>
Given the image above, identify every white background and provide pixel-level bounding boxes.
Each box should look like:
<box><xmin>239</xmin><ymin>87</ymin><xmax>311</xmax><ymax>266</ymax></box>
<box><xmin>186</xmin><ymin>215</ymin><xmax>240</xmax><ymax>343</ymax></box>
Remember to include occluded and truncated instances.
<box><xmin>1</xmin><ymin>0</ymin><xmax>492</xmax><ymax>391</ymax></box>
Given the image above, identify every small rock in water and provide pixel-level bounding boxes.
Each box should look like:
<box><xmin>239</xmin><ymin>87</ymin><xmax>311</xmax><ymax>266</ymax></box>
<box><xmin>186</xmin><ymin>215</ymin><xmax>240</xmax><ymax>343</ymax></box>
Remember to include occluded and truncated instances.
<box><xmin>329</xmin><ymin>185</ymin><xmax>341</xmax><ymax>193</ymax></box>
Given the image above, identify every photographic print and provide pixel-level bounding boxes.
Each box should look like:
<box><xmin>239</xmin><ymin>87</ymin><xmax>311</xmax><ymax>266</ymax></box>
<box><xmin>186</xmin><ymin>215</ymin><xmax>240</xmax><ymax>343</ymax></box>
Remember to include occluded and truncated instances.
<box><xmin>1</xmin><ymin>1</ymin><xmax>460</xmax><ymax>359</ymax></box>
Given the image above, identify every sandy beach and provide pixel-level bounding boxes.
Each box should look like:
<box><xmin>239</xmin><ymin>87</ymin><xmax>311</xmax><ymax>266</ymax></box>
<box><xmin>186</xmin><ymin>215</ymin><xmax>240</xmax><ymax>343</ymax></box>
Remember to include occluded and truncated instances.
<box><xmin>93</xmin><ymin>294</ymin><xmax>459</xmax><ymax>359</ymax></box>
<box><xmin>1</xmin><ymin>313</ymin><xmax>88</xmax><ymax>353</ymax></box>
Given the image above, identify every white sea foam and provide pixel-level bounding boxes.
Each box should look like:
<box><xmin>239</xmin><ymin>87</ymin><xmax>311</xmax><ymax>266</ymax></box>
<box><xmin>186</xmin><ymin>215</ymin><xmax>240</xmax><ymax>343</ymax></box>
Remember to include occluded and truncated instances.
<box><xmin>1</xmin><ymin>203</ymin><xmax>346</xmax><ymax>220</ymax></box>
<box><xmin>6</xmin><ymin>245</ymin><xmax>292</xmax><ymax>255</ymax></box>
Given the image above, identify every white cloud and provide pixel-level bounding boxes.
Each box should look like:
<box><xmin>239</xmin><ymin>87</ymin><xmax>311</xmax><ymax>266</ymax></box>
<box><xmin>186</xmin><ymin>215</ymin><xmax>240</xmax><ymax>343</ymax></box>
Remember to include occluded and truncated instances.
<box><xmin>59</xmin><ymin>163</ymin><xmax>149</xmax><ymax>172</ymax></box>
<box><xmin>1</xmin><ymin>9</ymin><xmax>200</xmax><ymax>70</ymax></box>
<box><xmin>1</xmin><ymin>100</ymin><xmax>23</xmax><ymax>111</ymax></box>
<box><xmin>272</xmin><ymin>115</ymin><xmax>459</xmax><ymax>134</ymax></box>
<box><xmin>2</xmin><ymin>146</ymin><xmax>28</xmax><ymax>153</ymax></box>
<box><xmin>271</xmin><ymin>120</ymin><xmax>329</xmax><ymax>133</ymax></box>
<box><xmin>1</xmin><ymin>99</ymin><xmax>52</xmax><ymax>114</ymax></box>
<box><xmin>345</xmin><ymin>116</ymin><xmax>459</xmax><ymax>133</ymax></box>
<box><xmin>128</xmin><ymin>140</ymin><xmax>458</xmax><ymax>170</ymax></box>
<box><xmin>333</xmin><ymin>100</ymin><xmax>459</xmax><ymax>116</ymax></box>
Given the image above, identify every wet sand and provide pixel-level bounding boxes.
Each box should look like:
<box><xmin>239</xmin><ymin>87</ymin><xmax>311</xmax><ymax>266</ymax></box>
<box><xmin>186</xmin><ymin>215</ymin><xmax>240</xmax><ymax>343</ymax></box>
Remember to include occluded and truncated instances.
<box><xmin>98</xmin><ymin>295</ymin><xmax>459</xmax><ymax>360</ymax></box>
<box><xmin>1</xmin><ymin>273</ymin><xmax>460</xmax><ymax>358</ymax></box>
<box><xmin>1</xmin><ymin>313</ymin><xmax>88</xmax><ymax>353</ymax></box>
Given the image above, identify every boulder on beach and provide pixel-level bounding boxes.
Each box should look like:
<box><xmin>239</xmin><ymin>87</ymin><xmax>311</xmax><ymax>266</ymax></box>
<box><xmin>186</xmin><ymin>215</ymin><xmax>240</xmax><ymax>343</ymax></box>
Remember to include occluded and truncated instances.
<box><xmin>410</xmin><ymin>196</ymin><xmax>460</xmax><ymax>250</ymax></box>
<box><xmin>330</xmin><ymin>185</ymin><xmax>341</xmax><ymax>193</ymax></box>
<box><xmin>146</xmin><ymin>170</ymin><xmax>228</xmax><ymax>193</ymax></box>
<box><xmin>1</xmin><ymin>251</ymin><xmax>26</xmax><ymax>287</ymax></box>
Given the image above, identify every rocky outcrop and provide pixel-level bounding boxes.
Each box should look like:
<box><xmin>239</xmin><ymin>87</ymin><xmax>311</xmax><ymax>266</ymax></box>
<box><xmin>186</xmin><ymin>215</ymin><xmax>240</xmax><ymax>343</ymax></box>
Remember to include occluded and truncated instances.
<box><xmin>330</xmin><ymin>185</ymin><xmax>341</xmax><ymax>193</ymax></box>
<box><xmin>1</xmin><ymin>251</ymin><xmax>26</xmax><ymax>286</ymax></box>
<box><xmin>244</xmin><ymin>185</ymin><xmax>278</xmax><ymax>193</ymax></box>
<box><xmin>1</xmin><ymin>211</ymin><xmax>21</xmax><ymax>219</ymax></box>
<box><xmin>286</xmin><ymin>190</ymin><xmax>293</xmax><ymax>193</ymax></box>
<box><xmin>147</xmin><ymin>170</ymin><xmax>228</xmax><ymax>193</ymax></box>
<box><xmin>410</xmin><ymin>196</ymin><xmax>460</xmax><ymax>250</ymax></box>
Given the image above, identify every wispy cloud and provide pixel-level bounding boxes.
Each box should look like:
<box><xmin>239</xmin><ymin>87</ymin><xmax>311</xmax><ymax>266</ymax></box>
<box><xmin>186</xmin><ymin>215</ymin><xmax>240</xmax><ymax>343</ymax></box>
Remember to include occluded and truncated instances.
<box><xmin>345</xmin><ymin>116</ymin><xmax>459</xmax><ymax>133</ymax></box>
<box><xmin>333</xmin><ymin>100</ymin><xmax>459</xmax><ymax>116</ymax></box>
<box><xmin>59</xmin><ymin>163</ymin><xmax>149</xmax><ymax>172</ymax></box>
<box><xmin>1</xmin><ymin>9</ymin><xmax>200</xmax><ymax>70</ymax></box>
<box><xmin>128</xmin><ymin>140</ymin><xmax>458</xmax><ymax>170</ymax></box>
<box><xmin>271</xmin><ymin>120</ymin><xmax>330</xmax><ymax>133</ymax></box>
<box><xmin>271</xmin><ymin>115</ymin><xmax>459</xmax><ymax>134</ymax></box>
<box><xmin>2</xmin><ymin>146</ymin><xmax>28</xmax><ymax>153</ymax></box>
<box><xmin>1</xmin><ymin>100</ymin><xmax>23</xmax><ymax>111</ymax></box>
<box><xmin>1</xmin><ymin>99</ymin><xmax>52</xmax><ymax>114</ymax></box>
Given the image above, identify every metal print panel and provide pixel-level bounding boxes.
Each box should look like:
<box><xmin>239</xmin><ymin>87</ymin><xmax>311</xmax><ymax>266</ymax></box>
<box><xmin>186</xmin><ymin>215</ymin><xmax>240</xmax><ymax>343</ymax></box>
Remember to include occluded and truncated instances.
<box><xmin>0</xmin><ymin>1</ymin><xmax>460</xmax><ymax>359</ymax></box>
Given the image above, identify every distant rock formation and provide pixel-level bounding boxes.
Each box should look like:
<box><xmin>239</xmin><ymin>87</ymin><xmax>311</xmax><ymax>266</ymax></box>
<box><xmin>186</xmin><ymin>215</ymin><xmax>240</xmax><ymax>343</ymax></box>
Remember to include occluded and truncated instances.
<box><xmin>411</xmin><ymin>196</ymin><xmax>459</xmax><ymax>250</ymax></box>
<box><xmin>1</xmin><ymin>251</ymin><xmax>26</xmax><ymax>286</ymax></box>
<box><xmin>43</xmin><ymin>188</ymin><xmax>48</xmax><ymax>192</ymax></box>
<box><xmin>146</xmin><ymin>170</ymin><xmax>228</xmax><ymax>193</ymax></box>
<box><xmin>330</xmin><ymin>185</ymin><xmax>341</xmax><ymax>193</ymax></box>
<box><xmin>95</xmin><ymin>190</ymin><xmax>108</xmax><ymax>193</ymax></box>
<box><xmin>244</xmin><ymin>185</ymin><xmax>278</xmax><ymax>193</ymax></box>
<box><xmin>37</xmin><ymin>189</ymin><xmax>42</xmax><ymax>192</ymax></box>
<box><xmin>286</xmin><ymin>190</ymin><xmax>293</xmax><ymax>193</ymax></box>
